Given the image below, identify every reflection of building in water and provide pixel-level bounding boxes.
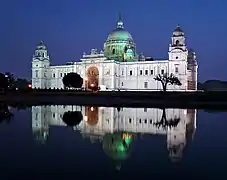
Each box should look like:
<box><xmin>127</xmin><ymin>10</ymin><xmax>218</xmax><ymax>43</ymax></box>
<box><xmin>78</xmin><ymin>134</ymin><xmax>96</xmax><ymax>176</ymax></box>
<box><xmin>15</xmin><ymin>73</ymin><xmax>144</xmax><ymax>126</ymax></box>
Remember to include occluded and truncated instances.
<box><xmin>32</xmin><ymin>106</ymin><xmax>197</xmax><ymax>162</ymax></box>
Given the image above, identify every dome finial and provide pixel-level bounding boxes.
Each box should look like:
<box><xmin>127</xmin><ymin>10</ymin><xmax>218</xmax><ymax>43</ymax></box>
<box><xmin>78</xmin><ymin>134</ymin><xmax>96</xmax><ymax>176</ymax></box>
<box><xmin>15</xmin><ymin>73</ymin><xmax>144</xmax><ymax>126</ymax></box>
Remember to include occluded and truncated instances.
<box><xmin>117</xmin><ymin>13</ymin><xmax>124</xmax><ymax>29</ymax></box>
<box><xmin>174</xmin><ymin>24</ymin><xmax>183</xmax><ymax>33</ymax></box>
<box><xmin>118</xmin><ymin>12</ymin><xmax>122</xmax><ymax>21</ymax></box>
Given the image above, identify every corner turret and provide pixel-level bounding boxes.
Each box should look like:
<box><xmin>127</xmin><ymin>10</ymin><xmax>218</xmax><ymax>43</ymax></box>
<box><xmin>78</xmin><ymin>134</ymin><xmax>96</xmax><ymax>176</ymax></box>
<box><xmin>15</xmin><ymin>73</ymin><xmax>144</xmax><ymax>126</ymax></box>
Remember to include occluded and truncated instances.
<box><xmin>168</xmin><ymin>25</ymin><xmax>188</xmax><ymax>61</ymax></box>
<box><xmin>187</xmin><ymin>49</ymin><xmax>198</xmax><ymax>90</ymax></box>
<box><xmin>32</xmin><ymin>40</ymin><xmax>50</xmax><ymax>89</ymax></box>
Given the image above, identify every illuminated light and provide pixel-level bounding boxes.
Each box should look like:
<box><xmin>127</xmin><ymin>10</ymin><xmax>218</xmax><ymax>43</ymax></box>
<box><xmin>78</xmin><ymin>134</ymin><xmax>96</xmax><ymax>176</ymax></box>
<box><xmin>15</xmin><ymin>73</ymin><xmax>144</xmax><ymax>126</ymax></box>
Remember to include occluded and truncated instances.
<box><xmin>84</xmin><ymin>116</ymin><xmax>88</xmax><ymax>122</ymax></box>
<box><xmin>118</xmin><ymin>144</ymin><xmax>125</xmax><ymax>152</ymax></box>
<box><xmin>184</xmin><ymin>109</ymin><xmax>187</xmax><ymax>115</ymax></box>
<box><xmin>122</xmin><ymin>133</ymin><xmax>132</xmax><ymax>145</ymax></box>
<box><xmin>122</xmin><ymin>133</ymin><xmax>132</xmax><ymax>139</ymax></box>
<box><xmin>91</xmin><ymin>107</ymin><xmax>94</xmax><ymax>111</ymax></box>
<box><xmin>84</xmin><ymin>77</ymin><xmax>88</xmax><ymax>81</ymax></box>
<box><xmin>91</xmin><ymin>83</ymin><xmax>94</xmax><ymax>87</ymax></box>
<box><xmin>28</xmin><ymin>84</ymin><xmax>32</xmax><ymax>88</ymax></box>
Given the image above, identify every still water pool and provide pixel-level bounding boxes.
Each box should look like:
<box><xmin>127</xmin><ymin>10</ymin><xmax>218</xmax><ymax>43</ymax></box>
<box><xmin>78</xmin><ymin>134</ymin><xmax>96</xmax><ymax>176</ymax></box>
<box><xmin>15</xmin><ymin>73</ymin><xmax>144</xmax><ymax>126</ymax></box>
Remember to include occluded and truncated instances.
<box><xmin>0</xmin><ymin>105</ymin><xmax>226</xmax><ymax>179</ymax></box>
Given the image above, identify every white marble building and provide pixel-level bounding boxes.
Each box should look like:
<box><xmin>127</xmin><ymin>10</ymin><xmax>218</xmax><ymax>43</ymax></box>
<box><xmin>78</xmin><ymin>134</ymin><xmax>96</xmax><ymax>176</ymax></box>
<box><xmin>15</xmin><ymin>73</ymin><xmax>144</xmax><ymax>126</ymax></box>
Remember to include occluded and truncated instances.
<box><xmin>32</xmin><ymin>105</ymin><xmax>197</xmax><ymax>162</ymax></box>
<box><xmin>31</xmin><ymin>16</ymin><xmax>198</xmax><ymax>91</ymax></box>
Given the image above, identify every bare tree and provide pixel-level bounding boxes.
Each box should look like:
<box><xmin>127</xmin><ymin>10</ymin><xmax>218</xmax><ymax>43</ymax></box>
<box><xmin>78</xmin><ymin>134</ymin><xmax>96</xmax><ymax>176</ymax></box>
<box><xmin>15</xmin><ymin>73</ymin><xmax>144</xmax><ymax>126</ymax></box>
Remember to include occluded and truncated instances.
<box><xmin>154</xmin><ymin>73</ymin><xmax>182</xmax><ymax>92</ymax></box>
<box><xmin>153</xmin><ymin>108</ymin><xmax>180</xmax><ymax>130</ymax></box>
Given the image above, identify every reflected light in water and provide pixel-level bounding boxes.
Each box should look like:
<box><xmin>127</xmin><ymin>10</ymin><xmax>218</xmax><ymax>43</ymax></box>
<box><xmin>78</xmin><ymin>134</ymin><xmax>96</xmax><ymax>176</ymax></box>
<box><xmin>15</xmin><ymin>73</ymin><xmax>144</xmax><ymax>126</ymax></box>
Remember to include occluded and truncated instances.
<box><xmin>31</xmin><ymin>105</ymin><xmax>197</xmax><ymax>169</ymax></box>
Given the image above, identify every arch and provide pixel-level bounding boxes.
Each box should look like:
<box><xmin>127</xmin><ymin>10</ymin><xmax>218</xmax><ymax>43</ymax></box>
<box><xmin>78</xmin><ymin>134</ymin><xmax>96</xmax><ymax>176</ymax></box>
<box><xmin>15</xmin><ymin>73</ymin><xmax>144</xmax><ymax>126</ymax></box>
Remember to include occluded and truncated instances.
<box><xmin>112</xmin><ymin>49</ymin><xmax>115</xmax><ymax>54</ymax></box>
<box><xmin>85</xmin><ymin>106</ymin><xmax>99</xmax><ymax>126</ymax></box>
<box><xmin>124</xmin><ymin>46</ymin><xmax>128</xmax><ymax>53</ymax></box>
<box><xmin>175</xmin><ymin>40</ymin><xmax>179</xmax><ymax>46</ymax></box>
<box><xmin>86</xmin><ymin>66</ymin><xmax>99</xmax><ymax>90</ymax></box>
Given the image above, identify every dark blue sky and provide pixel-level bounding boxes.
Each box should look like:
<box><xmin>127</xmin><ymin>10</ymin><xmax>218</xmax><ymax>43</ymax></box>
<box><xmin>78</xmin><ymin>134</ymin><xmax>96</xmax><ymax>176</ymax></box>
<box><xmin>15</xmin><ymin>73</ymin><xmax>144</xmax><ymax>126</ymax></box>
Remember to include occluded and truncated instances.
<box><xmin>1</xmin><ymin>0</ymin><xmax>226</xmax><ymax>82</ymax></box>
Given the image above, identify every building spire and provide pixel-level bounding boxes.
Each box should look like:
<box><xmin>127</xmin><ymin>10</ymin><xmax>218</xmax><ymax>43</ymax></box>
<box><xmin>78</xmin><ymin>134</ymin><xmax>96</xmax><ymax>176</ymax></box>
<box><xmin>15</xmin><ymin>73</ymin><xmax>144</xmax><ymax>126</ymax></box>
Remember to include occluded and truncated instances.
<box><xmin>116</xmin><ymin>12</ymin><xmax>124</xmax><ymax>29</ymax></box>
<box><xmin>118</xmin><ymin>12</ymin><xmax>122</xmax><ymax>21</ymax></box>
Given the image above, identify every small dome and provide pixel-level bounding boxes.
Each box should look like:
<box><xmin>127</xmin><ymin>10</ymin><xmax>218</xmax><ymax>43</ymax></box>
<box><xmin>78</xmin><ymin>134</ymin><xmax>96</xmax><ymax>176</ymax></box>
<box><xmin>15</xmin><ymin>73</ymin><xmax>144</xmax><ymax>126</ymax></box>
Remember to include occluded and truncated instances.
<box><xmin>174</xmin><ymin>25</ymin><xmax>183</xmax><ymax>32</ymax></box>
<box><xmin>36</xmin><ymin>40</ymin><xmax>47</xmax><ymax>50</ymax></box>
<box><xmin>173</xmin><ymin>25</ymin><xmax>184</xmax><ymax>36</ymax></box>
<box><xmin>126</xmin><ymin>48</ymin><xmax>134</xmax><ymax>55</ymax></box>
<box><xmin>188</xmin><ymin>48</ymin><xmax>195</xmax><ymax>54</ymax></box>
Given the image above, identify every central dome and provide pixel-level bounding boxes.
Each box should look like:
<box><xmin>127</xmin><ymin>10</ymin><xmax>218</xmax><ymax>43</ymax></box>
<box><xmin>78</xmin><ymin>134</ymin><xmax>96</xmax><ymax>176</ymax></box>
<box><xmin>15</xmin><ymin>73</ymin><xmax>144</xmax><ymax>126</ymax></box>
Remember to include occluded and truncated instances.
<box><xmin>104</xmin><ymin>16</ymin><xmax>136</xmax><ymax>62</ymax></box>
<box><xmin>106</xmin><ymin>23</ymin><xmax>133</xmax><ymax>42</ymax></box>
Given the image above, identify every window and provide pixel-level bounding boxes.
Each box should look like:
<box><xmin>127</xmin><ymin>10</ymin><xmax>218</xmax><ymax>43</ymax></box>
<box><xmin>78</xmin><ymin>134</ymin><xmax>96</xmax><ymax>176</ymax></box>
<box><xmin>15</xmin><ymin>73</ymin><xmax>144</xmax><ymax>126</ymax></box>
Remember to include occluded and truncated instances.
<box><xmin>140</xmin><ymin>70</ymin><xmax>142</xmax><ymax>75</ymax></box>
<box><xmin>35</xmin><ymin>70</ymin><xmax>38</xmax><ymax>78</ymax></box>
<box><xmin>44</xmin><ymin>73</ymin><xmax>46</xmax><ymax>77</ymax></box>
<box><xmin>176</xmin><ymin>56</ymin><xmax>178</xmax><ymax>59</ymax></box>
<box><xmin>150</xmin><ymin>119</ymin><xmax>152</xmax><ymax>124</ymax></box>
<box><xmin>64</xmin><ymin>73</ymin><xmax>66</xmax><ymax>76</ymax></box>
<box><xmin>145</xmin><ymin>70</ymin><xmax>148</xmax><ymax>75</ymax></box>
<box><xmin>176</xmin><ymin>40</ymin><xmax>179</xmax><ymax>45</ymax></box>
<box><xmin>122</xmin><ymin>70</ymin><xmax>124</xmax><ymax>75</ymax></box>
<box><xmin>112</xmin><ymin>49</ymin><xmax>115</xmax><ymax>54</ymax></box>
<box><xmin>129</xmin><ymin>70</ymin><xmax>132</xmax><ymax>75</ymax></box>
<box><xmin>53</xmin><ymin>73</ymin><xmax>55</xmax><ymax>78</ymax></box>
<box><xmin>151</xmin><ymin>70</ymin><xmax>153</xmax><ymax>75</ymax></box>
<box><xmin>175</xmin><ymin>66</ymin><xmax>179</xmax><ymax>73</ymax></box>
<box><xmin>144</xmin><ymin>82</ymin><xmax>148</xmax><ymax>88</ymax></box>
<box><xmin>161</xmin><ymin>69</ymin><xmax>164</xmax><ymax>74</ymax></box>
<box><xmin>60</xmin><ymin>73</ymin><xmax>62</xmax><ymax>77</ymax></box>
<box><xmin>53</xmin><ymin>113</ymin><xmax>55</xmax><ymax>118</ymax></box>
<box><xmin>144</xmin><ymin>108</ymin><xmax>147</xmax><ymax>112</ymax></box>
<box><xmin>121</xmin><ymin>82</ymin><xmax>123</xmax><ymax>86</ymax></box>
<box><xmin>129</xmin><ymin>118</ymin><xmax>132</xmax><ymax>123</ymax></box>
<box><xmin>139</xmin><ymin>119</ymin><xmax>142</xmax><ymax>123</ymax></box>
<box><xmin>144</xmin><ymin>119</ymin><xmax>147</xmax><ymax>124</ymax></box>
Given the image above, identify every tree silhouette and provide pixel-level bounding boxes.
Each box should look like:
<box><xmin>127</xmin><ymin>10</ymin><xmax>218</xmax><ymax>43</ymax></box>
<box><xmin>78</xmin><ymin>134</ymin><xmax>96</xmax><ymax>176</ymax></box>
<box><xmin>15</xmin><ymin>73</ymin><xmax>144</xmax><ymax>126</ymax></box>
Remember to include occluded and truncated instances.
<box><xmin>14</xmin><ymin>78</ymin><xmax>30</xmax><ymax>90</ymax></box>
<box><xmin>62</xmin><ymin>72</ymin><xmax>83</xmax><ymax>89</ymax></box>
<box><xmin>0</xmin><ymin>104</ymin><xmax>13</xmax><ymax>124</ymax></box>
<box><xmin>153</xmin><ymin>108</ymin><xmax>180</xmax><ymax>130</ymax></box>
<box><xmin>154</xmin><ymin>73</ymin><xmax>182</xmax><ymax>92</ymax></box>
<box><xmin>62</xmin><ymin>111</ymin><xmax>83</xmax><ymax>127</ymax></box>
<box><xmin>4</xmin><ymin>72</ymin><xmax>15</xmax><ymax>89</ymax></box>
<box><xmin>0</xmin><ymin>73</ymin><xmax>9</xmax><ymax>91</ymax></box>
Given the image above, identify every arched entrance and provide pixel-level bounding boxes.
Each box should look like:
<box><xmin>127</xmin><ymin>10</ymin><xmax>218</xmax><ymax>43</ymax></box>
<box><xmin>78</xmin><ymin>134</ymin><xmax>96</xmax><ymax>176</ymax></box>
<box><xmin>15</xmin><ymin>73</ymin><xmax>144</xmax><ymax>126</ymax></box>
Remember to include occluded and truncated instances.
<box><xmin>86</xmin><ymin>66</ymin><xmax>99</xmax><ymax>90</ymax></box>
<box><xmin>85</xmin><ymin>106</ymin><xmax>99</xmax><ymax>126</ymax></box>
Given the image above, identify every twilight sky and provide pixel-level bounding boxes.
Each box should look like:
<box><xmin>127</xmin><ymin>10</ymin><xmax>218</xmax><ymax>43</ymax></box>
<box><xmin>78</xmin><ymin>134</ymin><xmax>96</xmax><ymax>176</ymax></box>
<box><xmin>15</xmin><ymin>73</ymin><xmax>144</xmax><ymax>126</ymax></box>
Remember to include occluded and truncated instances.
<box><xmin>0</xmin><ymin>0</ymin><xmax>226</xmax><ymax>82</ymax></box>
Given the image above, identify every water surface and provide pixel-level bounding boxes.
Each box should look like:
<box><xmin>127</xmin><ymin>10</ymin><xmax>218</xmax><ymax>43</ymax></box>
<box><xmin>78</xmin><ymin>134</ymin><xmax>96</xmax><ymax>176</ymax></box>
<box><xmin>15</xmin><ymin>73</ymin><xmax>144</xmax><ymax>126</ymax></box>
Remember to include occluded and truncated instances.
<box><xmin>0</xmin><ymin>105</ymin><xmax>226</xmax><ymax>179</ymax></box>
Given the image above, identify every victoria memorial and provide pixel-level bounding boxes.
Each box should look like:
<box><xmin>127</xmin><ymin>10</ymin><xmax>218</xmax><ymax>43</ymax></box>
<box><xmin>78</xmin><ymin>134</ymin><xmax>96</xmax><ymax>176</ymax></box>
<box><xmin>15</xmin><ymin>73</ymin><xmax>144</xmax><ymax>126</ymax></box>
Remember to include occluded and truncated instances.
<box><xmin>31</xmin><ymin>16</ymin><xmax>198</xmax><ymax>91</ymax></box>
